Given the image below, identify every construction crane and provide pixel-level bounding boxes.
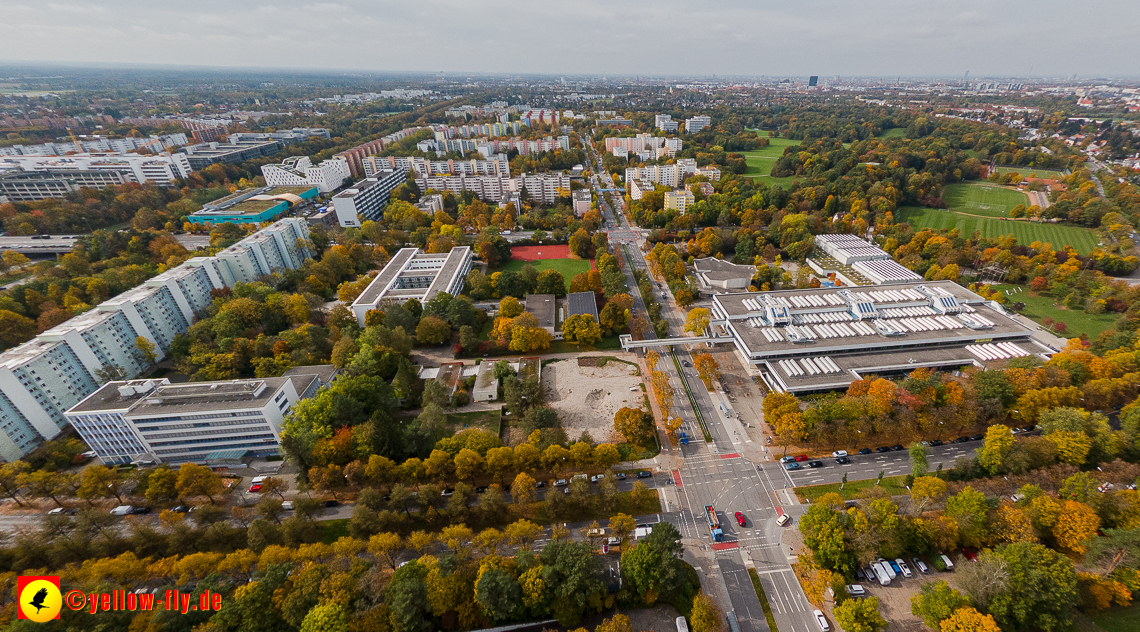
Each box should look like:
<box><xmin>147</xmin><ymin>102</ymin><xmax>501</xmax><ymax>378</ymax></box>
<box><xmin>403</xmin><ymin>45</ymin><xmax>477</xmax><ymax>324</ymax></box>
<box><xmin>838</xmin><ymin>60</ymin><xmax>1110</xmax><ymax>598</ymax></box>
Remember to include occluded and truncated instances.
<box><xmin>65</xmin><ymin>127</ymin><xmax>83</xmax><ymax>153</ymax></box>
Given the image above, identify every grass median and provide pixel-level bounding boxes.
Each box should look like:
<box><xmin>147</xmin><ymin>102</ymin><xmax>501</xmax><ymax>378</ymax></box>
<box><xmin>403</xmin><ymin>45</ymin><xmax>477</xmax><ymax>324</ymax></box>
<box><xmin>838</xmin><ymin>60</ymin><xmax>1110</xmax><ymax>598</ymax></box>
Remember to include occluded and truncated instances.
<box><xmin>795</xmin><ymin>474</ymin><xmax>910</xmax><ymax>503</ymax></box>
<box><xmin>748</xmin><ymin>568</ymin><xmax>780</xmax><ymax>632</ymax></box>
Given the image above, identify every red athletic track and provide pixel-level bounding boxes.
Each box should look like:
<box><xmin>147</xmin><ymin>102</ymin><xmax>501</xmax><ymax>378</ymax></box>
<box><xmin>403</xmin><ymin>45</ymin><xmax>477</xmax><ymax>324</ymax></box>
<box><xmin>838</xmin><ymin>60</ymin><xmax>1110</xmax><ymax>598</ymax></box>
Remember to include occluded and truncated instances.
<box><xmin>510</xmin><ymin>245</ymin><xmax>571</xmax><ymax>260</ymax></box>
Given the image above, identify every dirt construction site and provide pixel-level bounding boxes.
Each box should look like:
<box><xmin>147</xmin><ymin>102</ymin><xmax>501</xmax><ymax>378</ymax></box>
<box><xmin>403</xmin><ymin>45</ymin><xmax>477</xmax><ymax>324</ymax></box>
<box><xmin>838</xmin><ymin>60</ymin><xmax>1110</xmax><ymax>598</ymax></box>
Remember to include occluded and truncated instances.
<box><xmin>543</xmin><ymin>357</ymin><xmax>644</xmax><ymax>443</ymax></box>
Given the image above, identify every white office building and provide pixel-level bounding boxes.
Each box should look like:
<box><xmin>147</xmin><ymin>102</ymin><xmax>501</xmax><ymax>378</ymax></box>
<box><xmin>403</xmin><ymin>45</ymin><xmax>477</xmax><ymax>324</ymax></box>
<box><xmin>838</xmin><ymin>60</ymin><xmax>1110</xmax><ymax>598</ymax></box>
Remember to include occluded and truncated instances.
<box><xmin>351</xmin><ymin>247</ymin><xmax>473</xmax><ymax>326</ymax></box>
<box><xmin>331</xmin><ymin>169</ymin><xmax>408</xmax><ymax>228</ymax></box>
<box><xmin>261</xmin><ymin>156</ymin><xmax>351</xmax><ymax>193</ymax></box>
<box><xmin>66</xmin><ymin>370</ymin><xmax>334</xmax><ymax>464</ymax></box>
<box><xmin>0</xmin><ymin>153</ymin><xmax>193</xmax><ymax>187</ymax></box>
<box><xmin>0</xmin><ymin>218</ymin><xmax>312</xmax><ymax>461</ymax></box>
<box><xmin>655</xmin><ymin>114</ymin><xmax>679</xmax><ymax>132</ymax></box>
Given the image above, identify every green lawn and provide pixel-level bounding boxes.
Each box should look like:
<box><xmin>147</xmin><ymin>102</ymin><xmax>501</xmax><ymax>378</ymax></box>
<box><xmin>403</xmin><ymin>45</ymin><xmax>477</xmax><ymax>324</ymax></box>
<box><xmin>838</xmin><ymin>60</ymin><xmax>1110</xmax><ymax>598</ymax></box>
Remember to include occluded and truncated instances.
<box><xmin>878</xmin><ymin>128</ymin><xmax>907</xmax><ymax>139</ymax></box>
<box><xmin>795</xmin><ymin>475</ymin><xmax>911</xmax><ymax>502</ymax></box>
<box><xmin>991</xmin><ymin>283</ymin><xmax>1119</xmax><ymax>340</ymax></box>
<box><xmin>1092</xmin><ymin>602</ymin><xmax>1140</xmax><ymax>632</ymax></box>
<box><xmin>739</xmin><ymin>137</ymin><xmax>801</xmax><ymax>188</ymax></box>
<box><xmin>446</xmin><ymin>409</ymin><xmax>501</xmax><ymax>436</ymax></box>
<box><xmin>500</xmin><ymin>258</ymin><xmax>591</xmax><ymax>291</ymax></box>
<box><xmin>548</xmin><ymin>336</ymin><xmax>623</xmax><ymax>354</ymax></box>
<box><xmin>895</xmin><ymin>206</ymin><xmax>1100</xmax><ymax>255</ymax></box>
<box><xmin>993</xmin><ymin>165</ymin><xmax>1067</xmax><ymax>179</ymax></box>
<box><xmin>942</xmin><ymin>183</ymin><xmax>1030</xmax><ymax>218</ymax></box>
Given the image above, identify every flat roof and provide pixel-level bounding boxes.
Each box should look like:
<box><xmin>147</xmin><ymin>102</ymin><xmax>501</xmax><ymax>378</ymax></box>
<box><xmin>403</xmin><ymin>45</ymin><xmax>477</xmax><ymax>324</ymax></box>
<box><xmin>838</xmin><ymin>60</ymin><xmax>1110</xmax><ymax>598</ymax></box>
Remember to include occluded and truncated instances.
<box><xmin>423</xmin><ymin>246</ymin><xmax>472</xmax><ymax>302</ymax></box>
<box><xmin>693</xmin><ymin>257</ymin><xmax>755</xmax><ymax>282</ymax></box>
<box><xmin>567</xmin><ymin>292</ymin><xmax>599</xmax><ymax>321</ymax></box>
<box><xmin>525</xmin><ymin>294</ymin><xmax>557</xmax><ymax>329</ymax></box>
<box><xmin>282</xmin><ymin>364</ymin><xmax>338</xmax><ymax>385</ymax></box>
<box><xmin>353</xmin><ymin>248</ymin><xmax>418</xmax><ymax>306</ymax></box>
<box><xmin>127</xmin><ymin>377</ymin><xmax>291</xmax><ymax>416</ymax></box>
<box><xmin>67</xmin><ymin>379</ymin><xmax>168</xmax><ymax>414</ymax></box>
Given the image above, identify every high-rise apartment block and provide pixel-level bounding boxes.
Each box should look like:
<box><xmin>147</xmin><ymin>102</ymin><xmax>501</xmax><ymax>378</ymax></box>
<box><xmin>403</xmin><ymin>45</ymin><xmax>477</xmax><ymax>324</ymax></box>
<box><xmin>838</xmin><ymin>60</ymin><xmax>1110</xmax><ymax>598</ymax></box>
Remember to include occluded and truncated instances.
<box><xmin>0</xmin><ymin>153</ymin><xmax>193</xmax><ymax>187</ymax></box>
<box><xmin>0</xmin><ymin>218</ymin><xmax>311</xmax><ymax>461</ymax></box>
<box><xmin>331</xmin><ymin>169</ymin><xmax>408</xmax><ymax>228</ymax></box>
<box><xmin>414</xmin><ymin>172</ymin><xmax>570</xmax><ymax>205</ymax></box>
<box><xmin>655</xmin><ymin>114</ymin><xmax>679</xmax><ymax>132</ymax></box>
<box><xmin>685</xmin><ymin>115</ymin><xmax>712</xmax><ymax>134</ymax></box>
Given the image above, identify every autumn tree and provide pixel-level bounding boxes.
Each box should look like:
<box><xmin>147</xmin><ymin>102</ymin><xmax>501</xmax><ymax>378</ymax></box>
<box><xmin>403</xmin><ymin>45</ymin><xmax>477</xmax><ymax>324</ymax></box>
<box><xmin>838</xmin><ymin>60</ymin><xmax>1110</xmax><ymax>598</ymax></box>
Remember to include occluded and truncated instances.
<box><xmin>911</xmin><ymin>581</ymin><xmax>970</xmax><ymax>628</ymax></box>
<box><xmin>684</xmin><ymin>307</ymin><xmax>711</xmax><ymax>335</ymax></box>
<box><xmin>939</xmin><ymin>608</ymin><xmax>1001</xmax><ymax>632</ymax></box>
<box><xmin>614</xmin><ymin>407</ymin><xmax>656</xmax><ymax>446</ymax></box>
<box><xmin>834</xmin><ymin>596</ymin><xmax>886</xmax><ymax>632</ymax></box>
<box><xmin>176</xmin><ymin>463</ymin><xmax>223</xmax><ymax>503</ymax></box>
<box><xmin>977</xmin><ymin>424</ymin><xmax>1014</xmax><ymax>474</ymax></box>
<box><xmin>562</xmin><ymin>314</ymin><xmax>602</xmax><ymax>345</ymax></box>
<box><xmin>693</xmin><ymin>353</ymin><xmax>720</xmax><ymax>389</ymax></box>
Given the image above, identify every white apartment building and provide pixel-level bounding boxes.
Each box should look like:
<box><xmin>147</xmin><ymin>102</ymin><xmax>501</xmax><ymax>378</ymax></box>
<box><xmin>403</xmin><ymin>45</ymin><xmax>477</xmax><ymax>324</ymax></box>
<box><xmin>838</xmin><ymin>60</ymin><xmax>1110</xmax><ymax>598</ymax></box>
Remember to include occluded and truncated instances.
<box><xmin>685</xmin><ymin>116</ymin><xmax>712</xmax><ymax>133</ymax></box>
<box><xmin>0</xmin><ymin>218</ymin><xmax>312</xmax><ymax>460</ymax></box>
<box><xmin>331</xmin><ymin>168</ymin><xmax>408</xmax><ymax>227</ymax></box>
<box><xmin>625</xmin><ymin>160</ymin><xmax>697</xmax><ymax>188</ymax></box>
<box><xmin>573</xmin><ymin>189</ymin><xmax>592</xmax><ymax>217</ymax></box>
<box><xmin>655</xmin><ymin>114</ymin><xmax>679</xmax><ymax>132</ymax></box>
<box><xmin>261</xmin><ymin>156</ymin><xmax>351</xmax><ymax>193</ymax></box>
<box><xmin>605</xmin><ymin>134</ymin><xmax>682</xmax><ymax>159</ymax></box>
<box><xmin>0</xmin><ymin>133</ymin><xmax>188</xmax><ymax>157</ymax></box>
<box><xmin>415</xmin><ymin>172</ymin><xmax>570</xmax><ymax>205</ymax></box>
<box><xmin>476</xmin><ymin>136</ymin><xmax>570</xmax><ymax>158</ymax></box>
<box><xmin>362</xmin><ymin>154</ymin><xmax>510</xmax><ymax>178</ymax></box>
<box><xmin>66</xmin><ymin>373</ymin><xmax>324</xmax><ymax>464</ymax></box>
<box><xmin>351</xmin><ymin>247</ymin><xmax>473</xmax><ymax>326</ymax></box>
<box><xmin>0</xmin><ymin>153</ymin><xmax>193</xmax><ymax>187</ymax></box>
<box><xmin>629</xmin><ymin>179</ymin><xmax>657</xmax><ymax>201</ymax></box>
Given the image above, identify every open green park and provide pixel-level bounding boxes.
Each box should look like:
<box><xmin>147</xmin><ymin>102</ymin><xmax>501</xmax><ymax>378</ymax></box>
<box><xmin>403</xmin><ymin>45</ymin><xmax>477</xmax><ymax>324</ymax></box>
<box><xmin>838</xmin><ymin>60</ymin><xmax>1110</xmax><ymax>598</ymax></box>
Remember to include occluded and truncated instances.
<box><xmin>990</xmin><ymin>283</ymin><xmax>1118</xmax><ymax>340</ymax></box>
<box><xmin>895</xmin><ymin>206</ymin><xmax>1100</xmax><ymax>254</ymax></box>
<box><xmin>738</xmin><ymin>137</ymin><xmax>801</xmax><ymax>187</ymax></box>
<box><xmin>877</xmin><ymin>128</ymin><xmax>907</xmax><ymax>139</ymax></box>
<box><xmin>942</xmin><ymin>183</ymin><xmax>1030</xmax><ymax>218</ymax></box>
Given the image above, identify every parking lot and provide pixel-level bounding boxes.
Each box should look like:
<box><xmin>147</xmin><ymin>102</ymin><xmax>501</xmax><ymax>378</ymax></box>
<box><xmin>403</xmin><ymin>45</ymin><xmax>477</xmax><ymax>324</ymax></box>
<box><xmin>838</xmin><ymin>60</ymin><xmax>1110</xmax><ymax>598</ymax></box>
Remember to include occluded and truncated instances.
<box><xmin>844</xmin><ymin>554</ymin><xmax>966</xmax><ymax>632</ymax></box>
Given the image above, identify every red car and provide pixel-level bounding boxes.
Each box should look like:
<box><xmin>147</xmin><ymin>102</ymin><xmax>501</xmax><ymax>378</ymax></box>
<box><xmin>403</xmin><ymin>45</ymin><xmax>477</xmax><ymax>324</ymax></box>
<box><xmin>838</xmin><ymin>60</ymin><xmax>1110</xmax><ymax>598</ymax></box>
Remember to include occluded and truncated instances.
<box><xmin>962</xmin><ymin>548</ymin><xmax>978</xmax><ymax>562</ymax></box>
<box><xmin>794</xmin><ymin>455</ymin><xmax>809</xmax><ymax>462</ymax></box>
<box><xmin>247</xmin><ymin>484</ymin><xmax>262</xmax><ymax>493</ymax></box>
<box><xmin>735</xmin><ymin>511</ymin><xmax>747</xmax><ymax>526</ymax></box>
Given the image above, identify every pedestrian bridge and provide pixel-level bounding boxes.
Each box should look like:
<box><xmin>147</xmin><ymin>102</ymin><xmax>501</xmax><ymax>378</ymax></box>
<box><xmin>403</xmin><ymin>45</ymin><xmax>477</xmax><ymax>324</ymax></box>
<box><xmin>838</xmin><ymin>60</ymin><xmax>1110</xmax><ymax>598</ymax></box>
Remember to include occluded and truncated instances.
<box><xmin>618</xmin><ymin>334</ymin><xmax>728</xmax><ymax>350</ymax></box>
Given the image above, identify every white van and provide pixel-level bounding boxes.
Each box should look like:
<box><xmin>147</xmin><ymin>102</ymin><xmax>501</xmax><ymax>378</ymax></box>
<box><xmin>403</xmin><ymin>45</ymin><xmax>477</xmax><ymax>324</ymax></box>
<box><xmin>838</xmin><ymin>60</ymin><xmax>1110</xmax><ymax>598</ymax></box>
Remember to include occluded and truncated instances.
<box><xmin>109</xmin><ymin>505</ymin><xmax>134</xmax><ymax>516</ymax></box>
<box><xmin>872</xmin><ymin>563</ymin><xmax>891</xmax><ymax>586</ymax></box>
<box><xmin>251</xmin><ymin>476</ymin><xmax>267</xmax><ymax>485</ymax></box>
<box><xmin>878</xmin><ymin>558</ymin><xmax>897</xmax><ymax>579</ymax></box>
<box><xmin>676</xmin><ymin>616</ymin><xmax>690</xmax><ymax>632</ymax></box>
<box><xmin>940</xmin><ymin>554</ymin><xmax>955</xmax><ymax>570</ymax></box>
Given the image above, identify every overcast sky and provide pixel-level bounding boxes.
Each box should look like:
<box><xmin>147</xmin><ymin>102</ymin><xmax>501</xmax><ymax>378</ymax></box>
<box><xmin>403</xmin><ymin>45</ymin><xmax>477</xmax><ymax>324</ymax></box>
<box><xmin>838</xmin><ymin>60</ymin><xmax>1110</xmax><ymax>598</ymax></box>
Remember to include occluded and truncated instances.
<box><xmin>3</xmin><ymin>0</ymin><xmax>1139</xmax><ymax>78</ymax></box>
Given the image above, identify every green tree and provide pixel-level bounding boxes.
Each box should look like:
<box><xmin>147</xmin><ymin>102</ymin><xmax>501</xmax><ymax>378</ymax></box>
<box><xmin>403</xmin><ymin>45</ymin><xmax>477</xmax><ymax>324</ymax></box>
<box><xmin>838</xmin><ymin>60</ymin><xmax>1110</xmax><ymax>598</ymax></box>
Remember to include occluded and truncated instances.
<box><xmin>911</xmin><ymin>581</ymin><xmax>970</xmax><ymax>628</ymax></box>
<box><xmin>475</xmin><ymin>566</ymin><xmax>523</xmax><ymax>622</ymax></box>
<box><xmin>177</xmin><ymin>463</ymin><xmax>223</xmax><ymax>503</ymax></box>
<box><xmin>539</xmin><ymin>539</ymin><xmax>606</xmax><ymax>625</ymax></box>
<box><xmin>300</xmin><ymin>603</ymin><xmax>348</xmax><ymax>632</ymax></box>
<box><xmin>387</xmin><ymin>560</ymin><xmax>432</xmax><ymax>632</ymax></box>
<box><xmin>798</xmin><ymin>504</ymin><xmax>854</xmax><ymax>574</ymax></box>
<box><xmin>690</xmin><ymin>592</ymin><xmax>724</xmax><ymax>632</ymax></box>
<box><xmin>946</xmin><ymin>486</ymin><xmax>989</xmax><ymax>548</ymax></box>
<box><xmin>134</xmin><ymin>336</ymin><xmax>158</xmax><ymax>365</ymax></box>
<box><xmin>562</xmin><ymin>314</ymin><xmax>602</xmax><ymax>345</ymax></box>
<box><xmin>415</xmin><ymin>315</ymin><xmax>452</xmax><ymax>345</ymax></box>
<box><xmin>988</xmin><ymin>542</ymin><xmax>1078</xmax><ymax>632</ymax></box>
<box><xmin>909</xmin><ymin>444</ymin><xmax>929</xmax><ymax>477</ymax></box>
<box><xmin>620</xmin><ymin>522</ymin><xmax>690</xmax><ymax>604</ymax></box>
<box><xmin>834</xmin><ymin>596</ymin><xmax>887</xmax><ymax>632</ymax></box>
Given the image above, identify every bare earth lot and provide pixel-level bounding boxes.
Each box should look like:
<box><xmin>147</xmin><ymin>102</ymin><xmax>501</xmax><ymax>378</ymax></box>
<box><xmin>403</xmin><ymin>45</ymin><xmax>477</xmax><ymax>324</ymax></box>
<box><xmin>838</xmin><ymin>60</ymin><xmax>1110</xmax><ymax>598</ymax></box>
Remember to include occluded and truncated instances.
<box><xmin>543</xmin><ymin>357</ymin><xmax>643</xmax><ymax>443</ymax></box>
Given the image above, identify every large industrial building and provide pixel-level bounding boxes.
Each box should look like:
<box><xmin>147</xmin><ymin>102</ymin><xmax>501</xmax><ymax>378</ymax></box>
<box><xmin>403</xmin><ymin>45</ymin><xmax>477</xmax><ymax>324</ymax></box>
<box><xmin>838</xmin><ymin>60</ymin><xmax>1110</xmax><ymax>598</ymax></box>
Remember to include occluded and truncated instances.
<box><xmin>708</xmin><ymin>280</ymin><xmax>1050</xmax><ymax>395</ymax></box>
<box><xmin>350</xmin><ymin>246</ymin><xmax>473</xmax><ymax>326</ymax></box>
<box><xmin>189</xmin><ymin>185</ymin><xmax>319</xmax><ymax>225</ymax></box>
<box><xmin>0</xmin><ymin>218</ymin><xmax>312</xmax><ymax>461</ymax></box>
<box><xmin>0</xmin><ymin>153</ymin><xmax>193</xmax><ymax>187</ymax></box>
<box><xmin>807</xmin><ymin>234</ymin><xmax>923</xmax><ymax>286</ymax></box>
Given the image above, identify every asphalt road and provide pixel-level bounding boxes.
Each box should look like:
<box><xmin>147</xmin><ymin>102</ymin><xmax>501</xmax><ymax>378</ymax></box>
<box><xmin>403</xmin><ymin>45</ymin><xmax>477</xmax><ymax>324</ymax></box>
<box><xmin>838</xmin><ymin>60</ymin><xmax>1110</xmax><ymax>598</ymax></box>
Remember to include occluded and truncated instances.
<box><xmin>768</xmin><ymin>441</ymin><xmax>981</xmax><ymax>488</ymax></box>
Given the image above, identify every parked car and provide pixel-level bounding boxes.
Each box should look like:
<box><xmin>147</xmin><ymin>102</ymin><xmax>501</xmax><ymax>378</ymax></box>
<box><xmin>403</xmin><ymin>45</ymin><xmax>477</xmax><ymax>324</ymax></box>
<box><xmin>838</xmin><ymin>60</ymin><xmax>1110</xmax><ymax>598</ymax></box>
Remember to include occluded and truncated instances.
<box><xmin>784</xmin><ymin>462</ymin><xmax>802</xmax><ymax>471</ymax></box>
<box><xmin>780</xmin><ymin>456</ymin><xmax>797</xmax><ymax>463</ymax></box>
<box><xmin>281</xmin><ymin>501</ymin><xmax>294</xmax><ymax>511</ymax></box>
<box><xmin>911</xmin><ymin>557</ymin><xmax>929</xmax><ymax>574</ymax></box>
<box><xmin>776</xmin><ymin>514</ymin><xmax>792</xmax><ymax>526</ymax></box>
<box><xmin>878</xmin><ymin>558</ymin><xmax>897</xmax><ymax>579</ymax></box>
<box><xmin>875</xmin><ymin>446</ymin><xmax>891</xmax><ymax>453</ymax></box>
<box><xmin>735</xmin><ymin>511</ymin><xmax>746</xmax><ymax>526</ymax></box>
<box><xmin>835</xmin><ymin>456</ymin><xmax>851</xmax><ymax>464</ymax></box>
<box><xmin>591</xmin><ymin>474</ymin><xmax>606</xmax><ymax>483</ymax></box>
<box><xmin>929</xmin><ymin>439</ymin><xmax>944</xmax><ymax>446</ymax></box>
<box><xmin>554</xmin><ymin>479</ymin><xmax>569</xmax><ymax>487</ymax></box>
<box><xmin>109</xmin><ymin>505</ymin><xmax>134</xmax><ymax>516</ymax></box>
<box><xmin>814</xmin><ymin>609</ymin><xmax>830</xmax><ymax>632</ymax></box>
<box><xmin>131</xmin><ymin>507</ymin><xmax>152</xmax><ymax>515</ymax></box>
<box><xmin>954</xmin><ymin>436</ymin><xmax>971</xmax><ymax>443</ymax></box>
<box><xmin>47</xmin><ymin>507</ymin><xmax>76</xmax><ymax>516</ymax></box>
<box><xmin>474</xmin><ymin>486</ymin><xmax>489</xmax><ymax>494</ymax></box>
<box><xmin>845</xmin><ymin>585</ymin><xmax>866</xmax><ymax>597</ymax></box>
<box><xmin>794</xmin><ymin>455</ymin><xmax>809</xmax><ymax>462</ymax></box>
<box><xmin>535</xmin><ymin>481</ymin><xmax>547</xmax><ymax>489</ymax></box>
<box><xmin>1098</xmin><ymin>482</ymin><xmax>1114</xmax><ymax>493</ymax></box>
<box><xmin>171</xmin><ymin>506</ymin><xmax>190</xmax><ymax>513</ymax></box>
<box><xmin>895</xmin><ymin>558</ymin><xmax>913</xmax><ymax>578</ymax></box>
<box><xmin>890</xmin><ymin>444</ymin><xmax>903</xmax><ymax>451</ymax></box>
<box><xmin>808</xmin><ymin>460</ymin><xmax>824</xmax><ymax>468</ymax></box>
<box><xmin>936</xmin><ymin>553</ymin><xmax>955</xmax><ymax>571</ymax></box>
<box><xmin>247</xmin><ymin>484</ymin><xmax>262</xmax><ymax>493</ymax></box>
<box><xmin>440</xmin><ymin>489</ymin><xmax>454</xmax><ymax>497</ymax></box>
<box><xmin>969</xmin><ymin>434</ymin><xmax>985</xmax><ymax>441</ymax></box>
<box><xmin>831</xmin><ymin>450</ymin><xmax>848</xmax><ymax>457</ymax></box>
<box><xmin>888</xmin><ymin>559</ymin><xmax>902</xmax><ymax>576</ymax></box>
<box><xmin>615</xmin><ymin>473</ymin><xmax>627</xmax><ymax>480</ymax></box>
<box><xmin>1010</xmin><ymin>493</ymin><xmax>1025</xmax><ymax>502</ymax></box>
<box><xmin>636</xmin><ymin>471</ymin><xmax>652</xmax><ymax>479</ymax></box>
<box><xmin>962</xmin><ymin>548</ymin><xmax>979</xmax><ymax>562</ymax></box>
<box><xmin>858</xmin><ymin>448</ymin><xmax>873</xmax><ymax>455</ymax></box>
<box><xmin>323</xmin><ymin>500</ymin><xmax>340</xmax><ymax>508</ymax></box>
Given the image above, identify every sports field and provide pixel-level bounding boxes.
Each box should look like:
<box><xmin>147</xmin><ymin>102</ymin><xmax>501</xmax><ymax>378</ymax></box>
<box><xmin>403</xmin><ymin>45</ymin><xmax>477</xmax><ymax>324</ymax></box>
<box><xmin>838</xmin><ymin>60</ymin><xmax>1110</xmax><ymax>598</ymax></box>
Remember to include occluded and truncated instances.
<box><xmin>895</xmin><ymin>206</ymin><xmax>1100</xmax><ymax>254</ymax></box>
<box><xmin>990</xmin><ymin>284</ymin><xmax>1118</xmax><ymax>340</ymax></box>
<box><xmin>738</xmin><ymin>137</ymin><xmax>800</xmax><ymax>187</ymax></box>
<box><xmin>501</xmin><ymin>251</ymin><xmax>591</xmax><ymax>291</ymax></box>
<box><xmin>942</xmin><ymin>183</ymin><xmax>1029</xmax><ymax>218</ymax></box>
<box><xmin>993</xmin><ymin>165</ymin><xmax>1067</xmax><ymax>179</ymax></box>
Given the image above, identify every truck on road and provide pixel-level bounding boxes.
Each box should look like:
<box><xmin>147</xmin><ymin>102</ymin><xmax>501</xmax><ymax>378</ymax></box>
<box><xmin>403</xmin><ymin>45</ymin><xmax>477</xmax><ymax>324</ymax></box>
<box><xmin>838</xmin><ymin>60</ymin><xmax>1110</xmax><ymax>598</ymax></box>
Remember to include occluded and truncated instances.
<box><xmin>704</xmin><ymin>505</ymin><xmax>723</xmax><ymax>541</ymax></box>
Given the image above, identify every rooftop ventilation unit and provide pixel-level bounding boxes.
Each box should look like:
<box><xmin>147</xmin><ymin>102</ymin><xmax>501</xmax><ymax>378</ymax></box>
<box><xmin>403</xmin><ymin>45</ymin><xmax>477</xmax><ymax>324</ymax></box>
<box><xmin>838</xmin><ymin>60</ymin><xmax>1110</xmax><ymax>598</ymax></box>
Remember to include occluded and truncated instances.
<box><xmin>759</xmin><ymin>295</ymin><xmax>791</xmax><ymax>326</ymax></box>
<box><xmin>957</xmin><ymin>313</ymin><xmax>993</xmax><ymax>330</ymax></box>
<box><xmin>784</xmin><ymin>325</ymin><xmax>814</xmax><ymax>344</ymax></box>
<box><xmin>874</xmin><ymin>320</ymin><xmax>906</xmax><ymax>337</ymax></box>
<box><xmin>916</xmin><ymin>284</ymin><xmax>962</xmax><ymax>314</ymax></box>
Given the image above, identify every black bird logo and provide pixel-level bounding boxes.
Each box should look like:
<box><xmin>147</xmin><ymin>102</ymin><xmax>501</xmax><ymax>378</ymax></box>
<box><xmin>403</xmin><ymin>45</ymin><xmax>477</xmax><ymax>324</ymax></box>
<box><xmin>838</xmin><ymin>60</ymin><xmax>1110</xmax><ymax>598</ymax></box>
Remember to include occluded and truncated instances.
<box><xmin>27</xmin><ymin>587</ymin><xmax>49</xmax><ymax>613</ymax></box>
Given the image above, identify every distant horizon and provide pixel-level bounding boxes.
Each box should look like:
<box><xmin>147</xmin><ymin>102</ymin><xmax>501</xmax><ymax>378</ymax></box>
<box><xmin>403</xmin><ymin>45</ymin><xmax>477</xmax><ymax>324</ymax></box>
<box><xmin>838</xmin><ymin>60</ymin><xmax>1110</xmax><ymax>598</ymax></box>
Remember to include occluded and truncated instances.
<box><xmin>0</xmin><ymin>60</ymin><xmax>1134</xmax><ymax>83</ymax></box>
<box><xmin>3</xmin><ymin>0</ymin><xmax>1138</xmax><ymax>79</ymax></box>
